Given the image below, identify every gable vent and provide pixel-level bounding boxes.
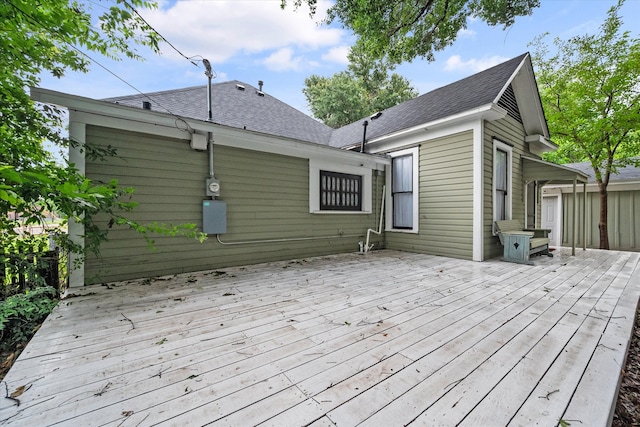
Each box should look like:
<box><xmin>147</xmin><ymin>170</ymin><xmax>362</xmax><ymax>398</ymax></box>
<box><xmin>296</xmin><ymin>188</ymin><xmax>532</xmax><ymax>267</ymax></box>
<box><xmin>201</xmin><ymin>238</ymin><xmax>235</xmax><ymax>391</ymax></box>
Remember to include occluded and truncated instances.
<box><xmin>497</xmin><ymin>84</ymin><xmax>522</xmax><ymax>124</ymax></box>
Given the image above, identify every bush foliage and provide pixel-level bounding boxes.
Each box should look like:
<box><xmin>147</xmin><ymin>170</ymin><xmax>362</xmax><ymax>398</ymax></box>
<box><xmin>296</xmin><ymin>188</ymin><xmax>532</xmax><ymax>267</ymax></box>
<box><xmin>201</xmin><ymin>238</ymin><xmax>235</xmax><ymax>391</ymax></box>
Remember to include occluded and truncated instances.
<box><xmin>0</xmin><ymin>286</ymin><xmax>58</xmax><ymax>353</ymax></box>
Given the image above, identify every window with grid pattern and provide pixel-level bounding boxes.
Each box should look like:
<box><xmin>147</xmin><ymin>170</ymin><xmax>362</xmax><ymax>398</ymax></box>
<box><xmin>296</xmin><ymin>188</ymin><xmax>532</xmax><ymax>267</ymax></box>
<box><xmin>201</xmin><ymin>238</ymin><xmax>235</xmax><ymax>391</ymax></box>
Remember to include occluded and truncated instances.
<box><xmin>320</xmin><ymin>171</ymin><xmax>362</xmax><ymax>211</ymax></box>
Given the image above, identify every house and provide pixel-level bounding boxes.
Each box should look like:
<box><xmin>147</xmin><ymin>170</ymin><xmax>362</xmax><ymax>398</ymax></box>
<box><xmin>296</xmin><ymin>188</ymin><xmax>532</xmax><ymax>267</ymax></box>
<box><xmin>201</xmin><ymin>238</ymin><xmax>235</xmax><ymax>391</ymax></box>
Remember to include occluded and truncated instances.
<box><xmin>543</xmin><ymin>161</ymin><xmax>640</xmax><ymax>251</ymax></box>
<box><xmin>31</xmin><ymin>53</ymin><xmax>588</xmax><ymax>286</ymax></box>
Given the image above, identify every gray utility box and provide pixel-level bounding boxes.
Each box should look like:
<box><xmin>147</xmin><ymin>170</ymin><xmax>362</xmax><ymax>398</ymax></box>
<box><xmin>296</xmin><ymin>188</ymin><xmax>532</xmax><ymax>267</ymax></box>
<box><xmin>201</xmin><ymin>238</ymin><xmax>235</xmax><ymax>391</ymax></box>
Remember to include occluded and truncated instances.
<box><xmin>203</xmin><ymin>200</ymin><xmax>227</xmax><ymax>234</ymax></box>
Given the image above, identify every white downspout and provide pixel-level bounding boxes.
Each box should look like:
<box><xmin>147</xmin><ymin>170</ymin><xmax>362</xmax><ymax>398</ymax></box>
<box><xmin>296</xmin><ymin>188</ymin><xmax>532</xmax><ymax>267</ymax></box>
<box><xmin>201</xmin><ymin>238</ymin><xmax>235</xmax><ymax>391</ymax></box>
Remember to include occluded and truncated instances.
<box><xmin>364</xmin><ymin>185</ymin><xmax>386</xmax><ymax>252</ymax></box>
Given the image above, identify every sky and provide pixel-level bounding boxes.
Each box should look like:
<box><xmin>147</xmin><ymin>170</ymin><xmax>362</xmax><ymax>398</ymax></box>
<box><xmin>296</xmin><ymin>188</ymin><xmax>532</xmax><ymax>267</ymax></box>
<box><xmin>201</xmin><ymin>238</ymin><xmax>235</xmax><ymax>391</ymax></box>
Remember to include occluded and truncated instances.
<box><xmin>38</xmin><ymin>0</ymin><xmax>640</xmax><ymax>117</ymax></box>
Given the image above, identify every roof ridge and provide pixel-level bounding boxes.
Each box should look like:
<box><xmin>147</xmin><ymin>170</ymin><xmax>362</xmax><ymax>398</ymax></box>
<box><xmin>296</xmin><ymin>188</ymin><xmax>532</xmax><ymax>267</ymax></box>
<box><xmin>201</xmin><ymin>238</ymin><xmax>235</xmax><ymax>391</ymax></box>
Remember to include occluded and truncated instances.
<box><xmin>102</xmin><ymin>80</ymin><xmax>258</xmax><ymax>101</ymax></box>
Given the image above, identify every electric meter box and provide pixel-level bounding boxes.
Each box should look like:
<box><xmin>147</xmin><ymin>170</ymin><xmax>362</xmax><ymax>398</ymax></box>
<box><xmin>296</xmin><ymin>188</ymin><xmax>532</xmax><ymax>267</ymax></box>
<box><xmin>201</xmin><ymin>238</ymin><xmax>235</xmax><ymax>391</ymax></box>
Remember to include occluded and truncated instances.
<box><xmin>203</xmin><ymin>200</ymin><xmax>227</xmax><ymax>234</ymax></box>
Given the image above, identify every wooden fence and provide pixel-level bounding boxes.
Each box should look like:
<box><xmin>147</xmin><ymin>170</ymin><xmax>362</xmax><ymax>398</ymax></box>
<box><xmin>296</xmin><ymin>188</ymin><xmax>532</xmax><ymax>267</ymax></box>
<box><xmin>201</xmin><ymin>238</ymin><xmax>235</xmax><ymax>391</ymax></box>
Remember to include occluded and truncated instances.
<box><xmin>1</xmin><ymin>248</ymin><xmax>62</xmax><ymax>299</ymax></box>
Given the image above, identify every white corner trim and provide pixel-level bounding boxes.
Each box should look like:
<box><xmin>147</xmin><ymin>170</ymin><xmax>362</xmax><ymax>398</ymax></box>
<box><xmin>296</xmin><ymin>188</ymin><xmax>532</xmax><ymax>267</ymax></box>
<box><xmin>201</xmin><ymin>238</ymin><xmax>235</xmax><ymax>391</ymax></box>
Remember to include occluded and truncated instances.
<box><xmin>472</xmin><ymin>121</ymin><xmax>484</xmax><ymax>261</ymax></box>
<box><xmin>309</xmin><ymin>160</ymin><xmax>373</xmax><ymax>214</ymax></box>
<box><xmin>68</xmin><ymin>119</ymin><xmax>86</xmax><ymax>288</ymax></box>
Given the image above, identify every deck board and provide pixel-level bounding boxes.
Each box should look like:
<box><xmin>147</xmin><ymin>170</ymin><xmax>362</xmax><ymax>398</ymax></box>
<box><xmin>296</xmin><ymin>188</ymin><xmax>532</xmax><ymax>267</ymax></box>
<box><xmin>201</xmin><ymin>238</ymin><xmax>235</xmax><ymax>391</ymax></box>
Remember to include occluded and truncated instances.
<box><xmin>1</xmin><ymin>249</ymin><xmax>638</xmax><ymax>426</ymax></box>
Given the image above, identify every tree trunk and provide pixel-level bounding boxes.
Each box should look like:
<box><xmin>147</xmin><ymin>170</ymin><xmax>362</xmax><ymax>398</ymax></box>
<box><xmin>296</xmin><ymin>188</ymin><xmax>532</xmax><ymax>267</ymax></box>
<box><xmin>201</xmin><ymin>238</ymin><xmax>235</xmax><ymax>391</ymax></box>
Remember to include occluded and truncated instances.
<box><xmin>598</xmin><ymin>188</ymin><xmax>609</xmax><ymax>250</ymax></box>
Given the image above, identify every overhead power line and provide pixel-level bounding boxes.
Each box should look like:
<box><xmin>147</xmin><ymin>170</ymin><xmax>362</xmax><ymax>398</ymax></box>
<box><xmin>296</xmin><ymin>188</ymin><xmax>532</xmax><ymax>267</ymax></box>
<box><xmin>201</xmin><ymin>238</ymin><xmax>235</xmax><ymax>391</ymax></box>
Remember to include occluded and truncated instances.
<box><xmin>122</xmin><ymin>0</ymin><xmax>199</xmax><ymax>67</ymax></box>
<box><xmin>6</xmin><ymin>0</ymin><xmax>207</xmax><ymax>132</ymax></box>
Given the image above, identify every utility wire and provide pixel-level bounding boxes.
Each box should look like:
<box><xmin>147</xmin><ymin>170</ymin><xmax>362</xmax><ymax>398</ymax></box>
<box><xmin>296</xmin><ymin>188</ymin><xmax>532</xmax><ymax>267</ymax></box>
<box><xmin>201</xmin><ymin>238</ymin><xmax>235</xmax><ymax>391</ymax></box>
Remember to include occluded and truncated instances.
<box><xmin>122</xmin><ymin>0</ymin><xmax>199</xmax><ymax>66</ymax></box>
<box><xmin>6</xmin><ymin>0</ymin><xmax>199</xmax><ymax>132</ymax></box>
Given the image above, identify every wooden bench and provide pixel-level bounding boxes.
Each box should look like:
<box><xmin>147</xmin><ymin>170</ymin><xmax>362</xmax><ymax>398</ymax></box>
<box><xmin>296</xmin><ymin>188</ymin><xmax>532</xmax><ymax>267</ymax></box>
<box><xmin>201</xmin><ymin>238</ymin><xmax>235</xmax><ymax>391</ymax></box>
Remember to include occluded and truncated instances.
<box><xmin>495</xmin><ymin>220</ymin><xmax>552</xmax><ymax>265</ymax></box>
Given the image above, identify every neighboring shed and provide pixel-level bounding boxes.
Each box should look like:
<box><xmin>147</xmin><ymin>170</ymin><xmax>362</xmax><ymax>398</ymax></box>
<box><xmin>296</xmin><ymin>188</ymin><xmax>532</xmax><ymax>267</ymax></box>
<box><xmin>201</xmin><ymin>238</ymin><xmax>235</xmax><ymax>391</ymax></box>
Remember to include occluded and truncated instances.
<box><xmin>543</xmin><ymin>162</ymin><xmax>640</xmax><ymax>251</ymax></box>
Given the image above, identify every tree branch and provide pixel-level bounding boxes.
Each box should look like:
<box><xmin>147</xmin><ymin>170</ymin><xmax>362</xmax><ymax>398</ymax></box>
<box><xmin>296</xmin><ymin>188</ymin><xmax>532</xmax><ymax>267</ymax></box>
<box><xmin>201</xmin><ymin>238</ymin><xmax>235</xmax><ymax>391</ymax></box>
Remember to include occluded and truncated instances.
<box><xmin>389</xmin><ymin>0</ymin><xmax>438</xmax><ymax>38</ymax></box>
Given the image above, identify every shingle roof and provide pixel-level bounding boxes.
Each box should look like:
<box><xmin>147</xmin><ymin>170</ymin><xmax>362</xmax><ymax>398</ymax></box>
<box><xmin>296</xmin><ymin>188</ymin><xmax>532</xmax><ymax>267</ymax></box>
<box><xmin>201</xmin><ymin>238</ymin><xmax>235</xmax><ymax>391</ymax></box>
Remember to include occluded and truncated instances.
<box><xmin>103</xmin><ymin>81</ymin><xmax>333</xmax><ymax>145</ymax></box>
<box><xmin>561</xmin><ymin>161</ymin><xmax>640</xmax><ymax>183</ymax></box>
<box><xmin>102</xmin><ymin>54</ymin><xmax>529</xmax><ymax>149</ymax></box>
<box><xmin>328</xmin><ymin>53</ymin><xmax>528</xmax><ymax>148</ymax></box>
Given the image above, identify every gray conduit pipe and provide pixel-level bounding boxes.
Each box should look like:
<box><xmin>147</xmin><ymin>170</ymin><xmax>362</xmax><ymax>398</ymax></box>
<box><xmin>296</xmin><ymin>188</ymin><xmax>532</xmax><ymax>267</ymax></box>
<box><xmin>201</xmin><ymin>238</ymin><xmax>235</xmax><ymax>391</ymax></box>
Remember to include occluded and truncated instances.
<box><xmin>216</xmin><ymin>233</ymin><xmax>362</xmax><ymax>246</ymax></box>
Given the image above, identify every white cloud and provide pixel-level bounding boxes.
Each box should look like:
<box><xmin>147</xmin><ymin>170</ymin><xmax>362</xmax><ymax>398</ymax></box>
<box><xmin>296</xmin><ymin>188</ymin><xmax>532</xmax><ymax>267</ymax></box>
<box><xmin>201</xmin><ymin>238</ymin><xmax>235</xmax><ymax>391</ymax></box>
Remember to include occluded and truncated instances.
<box><xmin>263</xmin><ymin>48</ymin><xmax>304</xmax><ymax>71</ymax></box>
<box><xmin>142</xmin><ymin>0</ymin><xmax>344</xmax><ymax>65</ymax></box>
<box><xmin>321</xmin><ymin>45</ymin><xmax>351</xmax><ymax>64</ymax></box>
<box><xmin>457</xmin><ymin>28</ymin><xmax>477</xmax><ymax>38</ymax></box>
<box><xmin>444</xmin><ymin>55</ymin><xmax>510</xmax><ymax>73</ymax></box>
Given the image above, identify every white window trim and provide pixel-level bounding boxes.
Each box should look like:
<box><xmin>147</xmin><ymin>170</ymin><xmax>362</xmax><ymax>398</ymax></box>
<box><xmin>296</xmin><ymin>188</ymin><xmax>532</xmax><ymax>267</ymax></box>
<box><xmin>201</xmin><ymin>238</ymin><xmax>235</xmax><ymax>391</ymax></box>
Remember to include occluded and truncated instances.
<box><xmin>309</xmin><ymin>160</ymin><xmax>372</xmax><ymax>214</ymax></box>
<box><xmin>493</xmin><ymin>139</ymin><xmax>513</xmax><ymax>231</ymax></box>
<box><xmin>386</xmin><ymin>146</ymin><xmax>419</xmax><ymax>233</ymax></box>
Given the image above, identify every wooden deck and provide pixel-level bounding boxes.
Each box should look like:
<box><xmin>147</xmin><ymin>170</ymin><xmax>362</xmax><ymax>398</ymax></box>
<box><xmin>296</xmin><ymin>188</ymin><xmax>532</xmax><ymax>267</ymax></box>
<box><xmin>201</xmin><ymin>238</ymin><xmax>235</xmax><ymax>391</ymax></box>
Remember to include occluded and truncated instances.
<box><xmin>1</xmin><ymin>248</ymin><xmax>639</xmax><ymax>426</ymax></box>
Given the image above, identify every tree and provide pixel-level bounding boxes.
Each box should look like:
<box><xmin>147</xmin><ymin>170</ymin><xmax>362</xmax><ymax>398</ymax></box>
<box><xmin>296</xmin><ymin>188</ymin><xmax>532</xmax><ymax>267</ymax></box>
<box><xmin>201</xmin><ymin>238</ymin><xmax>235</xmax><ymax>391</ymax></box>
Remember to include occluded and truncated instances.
<box><xmin>531</xmin><ymin>0</ymin><xmax>640</xmax><ymax>250</ymax></box>
<box><xmin>1</xmin><ymin>0</ymin><xmax>203</xmax><ymax>292</ymax></box>
<box><xmin>303</xmin><ymin>46</ymin><xmax>418</xmax><ymax>128</ymax></box>
<box><xmin>283</xmin><ymin>0</ymin><xmax>539</xmax><ymax>64</ymax></box>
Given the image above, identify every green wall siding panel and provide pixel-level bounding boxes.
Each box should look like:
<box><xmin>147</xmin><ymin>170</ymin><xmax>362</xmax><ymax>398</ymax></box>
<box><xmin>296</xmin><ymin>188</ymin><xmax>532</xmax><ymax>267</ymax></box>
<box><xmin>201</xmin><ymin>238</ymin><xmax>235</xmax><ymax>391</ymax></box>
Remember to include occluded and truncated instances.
<box><xmin>483</xmin><ymin>117</ymin><xmax>532</xmax><ymax>260</ymax></box>
<box><xmin>84</xmin><ymin>126</ymin><xmax>384</xmax><ymax>283</ymax></box>
<box><xmin>386</xmin><ymin>130</ymin><xmax>474</xmax><ymax>260</ymax></box>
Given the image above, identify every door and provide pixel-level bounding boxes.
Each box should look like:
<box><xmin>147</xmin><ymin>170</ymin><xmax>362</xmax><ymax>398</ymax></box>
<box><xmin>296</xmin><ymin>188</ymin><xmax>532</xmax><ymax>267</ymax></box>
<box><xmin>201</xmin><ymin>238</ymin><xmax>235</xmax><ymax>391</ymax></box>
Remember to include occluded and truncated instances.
<box><xmin>542</xmin><ymin>195</ymin><xmax>559</xmax><ymax>246</ymax></box>
<box><xmin>526</xmin><ymin>182</ymin><xmax>536</xmax><ymax>228</ymax></box>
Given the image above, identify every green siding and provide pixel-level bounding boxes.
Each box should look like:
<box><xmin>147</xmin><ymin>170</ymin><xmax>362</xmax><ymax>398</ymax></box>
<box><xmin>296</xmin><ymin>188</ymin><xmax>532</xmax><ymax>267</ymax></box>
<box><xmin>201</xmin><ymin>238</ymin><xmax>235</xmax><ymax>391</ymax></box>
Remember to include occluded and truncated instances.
<box><xmin>84</xmin><ymin>126</ymin><xmax>384</xmax><ymax>283</ymax></box>
<box><xmin>562</xmin><ymin>190</ymin><xmax>640</xmax><ymax>251</ymax></box>
<box><xmin>386</xmin><ymin>131</ymin><xmax>474</xmax><ymax>259</ymax></box>
<box><xmin>483</xmin><ymin>117</ymin><xmax>533</xmax><ymax>260</ymax></box>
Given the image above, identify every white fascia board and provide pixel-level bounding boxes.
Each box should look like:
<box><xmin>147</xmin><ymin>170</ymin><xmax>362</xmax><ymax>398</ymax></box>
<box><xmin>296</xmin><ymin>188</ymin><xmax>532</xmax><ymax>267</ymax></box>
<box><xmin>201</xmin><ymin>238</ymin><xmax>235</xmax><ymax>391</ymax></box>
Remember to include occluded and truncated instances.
<box><xmin>492</xmin><ymin>54</ymin><xmax>528</xmax><ymax>103</ymax></box>
<box><xmin>366</xmin><ymin>103</ymin><xmax>507</xmax><ymax>153</ymax></box>
<box><xmin>31</xmin><ymin>87</ymin><xmax>188</xmax><ymax>132</ymax></box>
<box><xmin>32</xmin><ymin>87</ymin><xmax>389</xmax><ymax>170</ymax></box>
<box><xmin>211</xmin><ymin>125</ymin><xmax>389</xmax><ymax>170</ymax></box>
<box><xmin>507</xmin><ymin>57</ymin><xmax>551</xmax><ymax>138</ymax></box>
<box><xmin>526</xmin><ymin>134</ymin><xmax>557</xmax><ymax>155</ymax></box>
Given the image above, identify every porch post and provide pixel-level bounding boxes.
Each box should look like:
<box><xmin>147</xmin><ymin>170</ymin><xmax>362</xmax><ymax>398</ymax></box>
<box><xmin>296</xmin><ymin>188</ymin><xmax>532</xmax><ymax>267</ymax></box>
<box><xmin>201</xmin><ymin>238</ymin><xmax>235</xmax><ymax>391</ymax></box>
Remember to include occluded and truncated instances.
<box><xmin>582</xmin><ymin>182</ymin><xmax>587</xmax><ymax>251</ymax></box>
<box><xmin>572</xmin><ymin>177</ymin><xmax>577</xmax><ymax>256</ymax></box>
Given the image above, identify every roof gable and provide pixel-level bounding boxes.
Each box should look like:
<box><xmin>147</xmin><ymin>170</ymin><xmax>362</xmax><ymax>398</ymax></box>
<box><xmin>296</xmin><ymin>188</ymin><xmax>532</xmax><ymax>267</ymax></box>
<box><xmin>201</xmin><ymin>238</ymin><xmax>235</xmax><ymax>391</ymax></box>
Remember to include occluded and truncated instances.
<box><xmin>99</xmin><ymin>53</ymin><xmax>549</xmax><ymax>151</ymax></box>
<box><xmin>328</xmin><ymin>53</ymin><xmax>530</xmax><ymax>148</ymax></box>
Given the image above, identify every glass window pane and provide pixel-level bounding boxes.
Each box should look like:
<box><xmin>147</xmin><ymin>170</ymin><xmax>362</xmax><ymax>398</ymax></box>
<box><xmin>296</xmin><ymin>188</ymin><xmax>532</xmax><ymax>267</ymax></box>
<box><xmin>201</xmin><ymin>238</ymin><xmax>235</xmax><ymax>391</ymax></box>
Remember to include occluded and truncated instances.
<box><xmin>392</xmin><ymin>155</ymin><xmax>412</xmax><ymax>192</ymax></box>
<box><xmin>393</xmin><ymin>193</ymin><xmax>413</xmax><ymax>228</ymax></box>
<box><xmin>496</xmin><ymin>191</ymin><xmax>506</xmax><ymax>220</ymax></box>
<box><xmin>496</xmin><ymin>149</ymin><xmax>507</xmax><ymax>191</ymax></box>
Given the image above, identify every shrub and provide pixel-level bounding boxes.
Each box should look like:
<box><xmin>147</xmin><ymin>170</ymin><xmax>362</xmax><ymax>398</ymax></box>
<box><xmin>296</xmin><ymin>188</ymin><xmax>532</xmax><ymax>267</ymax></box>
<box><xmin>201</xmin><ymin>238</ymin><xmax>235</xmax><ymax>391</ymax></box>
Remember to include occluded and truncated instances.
<box><xmin>0</xmin><ymin>286</ymin><xmax>58</xmax><ymax>353</ymax></box>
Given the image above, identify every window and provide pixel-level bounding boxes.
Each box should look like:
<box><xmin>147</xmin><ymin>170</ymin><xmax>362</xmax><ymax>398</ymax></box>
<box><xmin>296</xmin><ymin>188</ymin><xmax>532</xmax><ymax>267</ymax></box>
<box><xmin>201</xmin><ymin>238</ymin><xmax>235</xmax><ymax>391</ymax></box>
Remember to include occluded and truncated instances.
<box><xmin>493</xmin><ymin>140</ymin><xmax>512</xmax><ymax>224</ymax></box>
<box><xmin>309</xmin><ymin>160</ymin><xmax>373</xmax><ymax>214</ymax></box>
<box><xmin>392</xmin><ymin>155</ymin><xmax>413</xmax><ymax>228</ymax></box>
<box><xmin>320</xmin><ymin>171</ymin><xmax>362</xmax><ymax>211</ymax></box>
<box><xmin>386</xmin><ymin>147</ymin><xmax>419</xmax><ymax>232</ymax></box>
<box><xmin>526</xmin><ymin>181</ymin><xmax>537</xmax><ymax>228</ymax></box>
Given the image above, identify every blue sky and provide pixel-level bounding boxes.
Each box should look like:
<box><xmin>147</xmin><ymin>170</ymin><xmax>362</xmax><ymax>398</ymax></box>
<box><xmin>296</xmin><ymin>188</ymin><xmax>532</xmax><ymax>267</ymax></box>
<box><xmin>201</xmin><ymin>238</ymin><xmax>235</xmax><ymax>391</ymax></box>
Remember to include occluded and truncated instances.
<box><xmin>38</xmin><ymin>0</ymin><xmax>640</xmax><ymax>117</ymax></box>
